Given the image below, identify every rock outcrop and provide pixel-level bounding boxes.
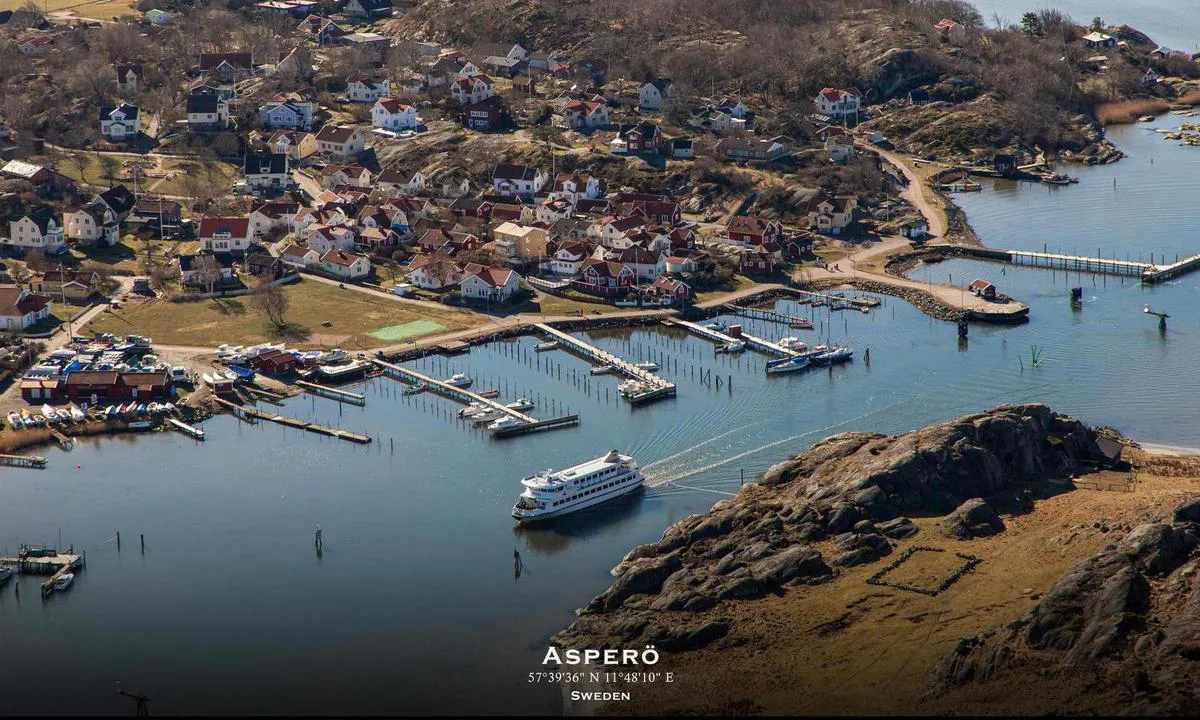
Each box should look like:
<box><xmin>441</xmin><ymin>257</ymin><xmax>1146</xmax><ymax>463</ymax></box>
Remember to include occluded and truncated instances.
<box><xmin>553</xmin><ymin>405</ymin><xmax>1100</xmax><ymax>653</ymax></box>
<box><xmin>926</xmin><ymin>497</ymin><xmax>1200</xmax><ymax>713</ymax></box>
<box><xmin>941</xmin><ymin>498</ymin><xmax>1006</xmax><ymax>539</ymax></box>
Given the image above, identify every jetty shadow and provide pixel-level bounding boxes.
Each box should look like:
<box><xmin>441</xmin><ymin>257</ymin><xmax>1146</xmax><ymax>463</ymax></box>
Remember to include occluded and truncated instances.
<box><xmin>512</xmin><ymin>488</ymin><xmax>646</xmax><ymax>555</ymax></box>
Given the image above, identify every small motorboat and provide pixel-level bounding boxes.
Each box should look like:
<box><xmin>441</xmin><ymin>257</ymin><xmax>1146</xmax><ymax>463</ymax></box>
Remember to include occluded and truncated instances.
<box><xmin>401</xmin><ymin>383</ymin><xmax>426</xmax><ymax>395</ymax></box>
<box><xmin>534</xmin><ymin>341</ymin><xmax>559</xmax><ymax>352</ymax></box>
<box><xmin>478</xmin><ymin>389</ymin><xmax>501</xmax><ymax>399</ymax></box>
<box><xmin>471</xmin><ymin>410</ymin><xmax>505</xmax><ymax>425</ymax></box>
<box><xmin>487</xmin><ymin>416</ymin><xmax>526</xmax><ymax>432</ymax></box>
<box><xmin>617</xmin><ymin>379</ymin><xmax>649</xmax><ymax>397</ymax></box>
<box><xmin>458</xmin><ymin>402</ymin><xmax>490</xmax><ymax>418</ymax></box>
<box><xmin>68</xmin><ymin>404</ymin><xmax>86</xmax><ymax>422</ymax></box>
<box><xmin>41</xmin><ymin>404</ymin><xmax>58</xmax><ymax>423</ymax></box>
<box><xmin>589</xmin><ymin>365</ymin><xmax>614</xmax><ymax>375</ymax></box>
<box><xmin>506</xmin><ymin>398</ymin><xmax>535</xmax><ymax>411</ymax></box>
<box><xmin>716</xmin><ymin>340</ymin><xmax>746</xmax><ymax>353</ymax></box>
<box><xmin>765</xmin><ymin>356</ymin><xmax>811</xmax><ymax>374</ymax></box>
<box><xmin>811</xmin><ymin>299</ymin><xmax>826</xmax><ymax>307</ymax></box>
<box><xmin>52</xmin><ymin>573</ymin><xmax>74</xmax><ymax>591</ymax></box>
<box><xmin>811</xmin><ymin>346</ymin><xmax>854</xmax><ymax>366</ymax></box>
<box><xmin>444</xmin><ymin>373</ymin><xmax>473</xmax><ymax>388</ymax></box>
<box><xmin>7</xmin><ymin>411</ymin><xmax>22</xmax><ymax>429</ymax></box>
<box><xmin>777</xmin><ymin>337</ymin><xmax>808</xmax><ymax>352</ymax></box>
<box><xmin>796</xmin><ymin>297</ymin><xmax>813</xmax><ymax>305</ymax></box>
<box><xmin>705</xmin><ymin>322</ymin><xmax>729</xmax><ymax>333</ymax></box>
<box><xmin>635</xmin><ymin>361</ymin><xmax>660</xmax><ymax>371</ymax></box>
<box><xmin>222</xmin><ymin>371</ymin><xmax>239</xmax><ymax>382</ymax></box>
<box><xmin>790</xmin><ymin>319</ymin><xmax>815</xmax><ymax>329</ymax></box>
<box><xmin>324</xmin><ymin>348</ymin><xmax>349</xmax><ymax>363</ymax></box>
<box><xmin>163</xmin><ymin>403</ymin><xmax>178</xmax><ymax>414</ymax></box>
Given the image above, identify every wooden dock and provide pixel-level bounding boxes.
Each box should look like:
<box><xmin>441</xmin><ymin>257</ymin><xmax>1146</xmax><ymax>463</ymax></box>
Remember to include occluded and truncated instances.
<box><xmin>942</xmin><ymin>244</ymin><xmax>1200</xmax><ymax>285</ymax></box>
<box><xmin>722</xmin><ymin>304</ymin><xmax>813</xmax><ymax>325</ymax></box>
<box><xmin>665</xmin><ymin>319</ymin><xmax>800</xmax><ymax>358</ymax></box>
<box><xmin>168</xmin><ymin>417</ymin><xmax>206</xmax><ymax>440</ymax></box>
<box><xmin>368</xmin><ymin>359</ymin><xmax>536</xmax><ymax>423</ymax></box>
<box><xmin>534</xmin><ymin>323</ymin><xmax>676</xmax><ymax>404</ymax></box>
<box><xmin>295</xmin><ymin>380</ymin><xmax>367</xmax><ymax>406</ymax></box>
<box><xmin>0</xmin><ymin>546</ymin><xmax>85</xmax><ymax>595</ymax></box>
<box><xmin>0</xmin><ymin>453</ymin><xmax>47</xmax><ymax>469</ymax></box>
<box><xmin>212</xmin><ymin>398</ymin><xmax>371</xmax><ymax>444</ymax></box>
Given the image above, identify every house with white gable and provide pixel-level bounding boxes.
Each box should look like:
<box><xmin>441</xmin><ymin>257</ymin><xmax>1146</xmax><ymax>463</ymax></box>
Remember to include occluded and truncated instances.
<box><xmin>806</xmin><ymin>193</ymin><xmax>856</xmax><ymax>235</ymax></box>
<box><xmin>198</xmin><ymin>217</ymin><xmax>254</xmax><ymax>253</ymax></box>
<box><xmin>347</xmin><ymin>76</ymin><xmax>391</xmax><ymax>103</ymax></box>
<box><xmin>408</xmin><ymin>254</ymin><xmax>463</xmax><ymax>290</ymax></box>
<box><xmin>243</xmin><ymin>151</ymin><xmax>291</xmax><ymax>191</ymax></box>
<box><xmin>319</xmin><ymin>249</ymin><xmax>371</xmax><ymax>280</ymax></box>
<box><xmin>64</xmin><ymin>199</ymin><xmax>120</xmax><ymax>248</ymax></box>
<box><xmin>639</xmin><ymin>78</ymin><xmax>675</xmax><ymax>111</ymax></box>
<box><xmin>258</xmin><ymin>99</ymin><xmax>313</xmax><ymax>130</ymax></box>
<box><xmin>307</xmin><ymin>224</ymin><xmax>357</xmax><ymax>255</ymax></box>
<box><xmin>315</xmin><ymin>125</ymin><xmax>366</xmax><ymax>160</ymax></box>
<box><xmin>814</xmin><ymin>87</ymin><xmax>863</xmax><ymax>118</ymax></box>
<box><xmin>459</xmin><ymin>266</ymin><xmax>521</xmax><ymax>303</ymax></box>
<box><xmin>491</xmin><ymin>163</ymin><xmax>546</xmax><ymax>198</ymax></box>
<box><xmin>0</xmin><ymin>286</ymin><xmax>53</xmax><ymax>331</ymax></box>
<box><xmin>547</xmin><ymin>242</ymin><xmax>589</xmax><ymax>276</ymax></box>
<box><xmin>7</xmin><ymin>208</ymin><xmax>67</xmax><ymax>254</ymax></box>
<box><xmin>450</xmin><ymin>74</ymin><xmax>495</xmax><ymax>106</ymax></box>
<box><xmin>114</xmin><ymin>63</ymin><xmax>144</xmax><ymax>95</ymax></box>
<box><xmin>100</xmin><ymin>102</ymin><xmax>139</xmax><ymax>142</ymax></box>
<box><xmin>372</xmin><ymin>97</ymin><xmax>419</xmax><ymax>130</ymax></box>
<box><xmin>249</xmin><ymin>201</ymin><xmax>301</xmax><ymax>237</ymax></box>
<box><xmin>279</xmin><ymin>243</ymin><xmax>320</xmax><ymax>270</ymax></box>
<box><xmin>377</xmin><ymin>166</ymin><xmax>425</xmax><ymax>195</ymax></box>
<box><xmin>321</xmin><ymin>164</ymin><xmax>373</xmax><ymax>189</ymax></box>
<box><xmin>550</xmin><ymin>173</ymin><xmax>601</xmax><ymax>204</ymax></box>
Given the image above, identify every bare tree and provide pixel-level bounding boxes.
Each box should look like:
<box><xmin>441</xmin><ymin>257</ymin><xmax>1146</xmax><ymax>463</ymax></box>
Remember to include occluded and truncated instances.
<box><xmin>193</xmin><ymin>254</ymin><xmax>222</xmax><ymax>294</ymax></box>
<box><xmin>251</xmin><ymin>277</ymin><xmax>289</xmax><ymax>327</ymax></box>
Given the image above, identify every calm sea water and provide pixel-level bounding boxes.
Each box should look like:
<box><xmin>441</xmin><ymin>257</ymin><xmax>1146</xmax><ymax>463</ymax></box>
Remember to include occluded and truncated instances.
<box><xmin>971</xmin><ymin>0</ymin><xmax>1197</xmax><ymax>51</ymax></box>
<box><xmin>8</xmin><ymin>77</ymin><xmax>1200</xmax><ymax>716</ymax></box>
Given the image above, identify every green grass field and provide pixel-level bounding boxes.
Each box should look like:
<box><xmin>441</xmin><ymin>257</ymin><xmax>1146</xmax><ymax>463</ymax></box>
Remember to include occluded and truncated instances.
<box><xmin>367</xmin><ymin>320</ymin><xmax>447</xmax><ymax>340</ymax></box>
<box><xmin>0</xmin><ymin>0</ymin><xmax>139</xmax><ymax>19</ymax></box>
<box><xmin>84</xmin><ymin>280</ymin><xmax>486</xmax><ymax>349</ymax></box>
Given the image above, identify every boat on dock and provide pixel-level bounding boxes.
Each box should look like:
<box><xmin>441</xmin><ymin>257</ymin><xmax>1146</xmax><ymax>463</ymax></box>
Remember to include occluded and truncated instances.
<box><xmin>617</xmin><ymin>379</ymin><xmax>650</xmax><ymax>397</ymax></box>
<box><xmin>401</xmin><ymin>383</ymin><xmax>427</xmax><ymax>395</ymax></box>
<box><xmin>715</xmin><ymin>340</ymin><xmax>746</xmax><ymax>353</ymax></box>
<box><xmin>7</xmin><ymin>411</ymin><xmax>22</xmax><ymax>429</ymax></box>
<box><xmin>68</xmin><ymin>404</ymin><xmax>85</xmax><ymax>422</ymax></box>
<box><xmin>589</xmin><ymin>365</ymin><xmax>615</xmax><ymax>375</ymax></box>
<box><xmin>765</xmin><ymin>355</ymin><xmax>811</xmax><ymax>374</ymax></box>
<box><xmin>458</xmin><ymin>402</ymin><xmax>490</xmax><ymax>418</ymax></box>
<box><xmin>52</xmin><ymin>572</ymin><xmax>74</xmax><ymax>591</ymax></box>
<box><xmin>635</xmin><ymin>360</ymin><xmax>660</xmax><ymax>371</ymax></box>
<box><xmin>506</xmin><ymin>398</ymin><xmax>535</xmax><ymax>411</ymax></box>
<box><xmin>512</xmin><ymin>450</ymin><xmax>644</xmax><ymax>522</ymax></box>
<box><xmin>777</xmin><ymin>337</ymin><xmax>809</xmax><ymax>352</ymax></box>
<box><xmin>534</xmin><ymin>341</ymin><xmax>559</xmax><ymax>352</ymax></box>
<box><xmin>471</xmin><ymin>410</ymin><xmax>505</xmax><ymax>425</ymax></box>
<box><xmin>487</xmin><ymin>415</ymin><xmax>526</xmax><ymax>432</ymax></box>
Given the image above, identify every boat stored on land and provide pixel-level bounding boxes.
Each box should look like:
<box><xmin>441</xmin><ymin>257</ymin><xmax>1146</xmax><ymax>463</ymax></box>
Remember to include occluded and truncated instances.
<box><xmin>512</xmin><ymin>450</ymin><xmax>644</xmax><ymax>523</ymax></box>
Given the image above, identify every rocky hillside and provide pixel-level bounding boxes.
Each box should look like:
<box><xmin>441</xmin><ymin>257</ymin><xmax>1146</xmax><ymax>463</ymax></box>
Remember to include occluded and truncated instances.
<box><xmin>927</xmin><ymin>495</ymin><xmax>1200</xmax><ymax>713</ymax></box>
<box><xmin>553</xmin><ymin>404</ymin><xmax>1104</xmax><ymax>652</ymax></box>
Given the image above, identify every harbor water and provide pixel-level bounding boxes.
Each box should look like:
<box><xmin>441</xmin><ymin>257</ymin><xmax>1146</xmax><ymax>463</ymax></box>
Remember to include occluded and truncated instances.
<box><xmin>9</xmin><ymin>78</ymin><xmax>1200</xmax><ymax>718</ymax></box>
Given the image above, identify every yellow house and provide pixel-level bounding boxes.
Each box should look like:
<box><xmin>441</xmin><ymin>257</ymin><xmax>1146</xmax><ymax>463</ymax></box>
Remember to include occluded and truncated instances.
<box><xmin>492</xmin><ymin>221</ymin><xmax>548</xmax><ymax>261</ymax></box>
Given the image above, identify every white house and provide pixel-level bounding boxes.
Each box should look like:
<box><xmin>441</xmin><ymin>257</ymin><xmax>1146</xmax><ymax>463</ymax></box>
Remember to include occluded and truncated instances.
<box><xmin>372</xmin><ymin>97</ymin><xmax>419</xmax><ymax>130</ymax></box>
<box><xmin>825</xmin><ymin>135</ymin><xmax>854</xmax><ymax>163</ymax></box>
<box><xmin>0</xmin><ymin>286</ymin><xmax>53</xmax><ymax>331</ymax></box>
<box><xmin>64</xmin><ymin>200</ymin><xmax>120</xmax><ymax>248</ymax></box>
<box><xmin>407</xmin><ymin>255</ymin><xmax>463</xmax><ymax>290</ymax></box>
<box><xmin>459</xmin><ymin>266</ymin><xmax>521</xmax><ymax>303</ymax></box>
<box><xmin>319</xmin><ymin>249</ymin><xmax>370</xmax><ymax>279</ymax></box>
<box><xmin>377</xmin><ymin>166</ymin><xmax>425</xmax><ymax>195</ymax></box>
<box><xmin>279</xmin><ymin>243</ymin><xmax>320</xmax><ymax>270</ymax></box>
<box><xmin>114</xmin><ymin>63</ymin><xmax>143</xmax><ymax>95</ymax></box>
<box><xmin>814</xmin><ymin>87</ymin><xmax>863</xmax><ymax>118</ymax></box>
<box><xmin>186</xmin><ymin>91</ymin><xmax>229</xmax><ymax>132</ymax></box>
<box><xmin>100</xmin><ymin>102</ymin><xmax>139</xmax><ymax>142</ymax></box>
<box><xmin>548</xmin><ymin>242</ymin><xmax>588</xmax><ymax>276</ymax></box>
<box><xmin>806</xmin><ymin>195</ymin><xmax>856</xmax><ymax>235</ymax></box>
<box><xmin>450</xmin><ymin>74</ymin><xmax>495</xmax><ymax>106</ymax></box>
<box><xmin>258</xmin><ymin>100</ymin><xmax>313</xmax><ymax>130</ymax></box>
<box><xmin>315</xmin><ymin>125</ymin><xmax>366</xmax><ymax>160</ymax></box>
<box><xmin>347</xmin><ymin>76</ymin><xmax>391</xmax><ymax>103</ymax></box>
<box><xmin>7</xmin><ymin>209</ymin><xmax>67</xmax><ymax>254</ymax></box>
<box><xmin>198</xmin><ymin>217</ymin><xmax>253</xmax><ymax>253</ymax></box>
<box><xmin>306</xmin><ymin>224</ymin><xmax>357</xmax><ymax>255</ymax></box>
<box><xmin>639</xmin><ymin>78</ymin><xmax>675</xmax><ymax>111</ymax></box>
<box><xmin>551</xmin><ymin>173</ymin><xmax>601</xmax><ymax>203</ymax></box>
<box><xmin>491</xmin><ymin>163</ymin><xmax>546</xmax><ymax>198</ymax></box>
<box><xmin>250</xmin><ymin>201</ymin><xmax>301</xmax><ymax>237</ymax></box>
<box><xmin>321</xmin><ymin>164</ymin><xmax>373</xmax><ymax>189</ymax></box>
<box><xmin>243</xmin><ymin>151</ymin><xmax>291</xmax><ymax>191</ymax></box>
<box><xmin>344</xmin><ymin>0</ymin><xmax>393</xmax><ymax>19</ymax></box>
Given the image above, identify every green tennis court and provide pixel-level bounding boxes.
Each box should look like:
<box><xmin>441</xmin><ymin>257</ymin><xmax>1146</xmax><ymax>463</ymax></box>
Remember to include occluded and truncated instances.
<box><xmin>367</xmin><ymin>320</ymin><xmax>448</xmax><ymax>340</ymax></box>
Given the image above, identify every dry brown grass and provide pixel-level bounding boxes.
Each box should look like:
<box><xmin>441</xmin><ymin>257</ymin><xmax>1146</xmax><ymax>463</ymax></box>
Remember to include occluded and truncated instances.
<box><xmin>1095</xmin><ymin>99</ymin><xmax>1171</xmax><ymax>125</ymax></box>
<box><xmin>1178</xmin><ymin>90</ymin><xmax>1200</xmax><ymax>106</ymax></box>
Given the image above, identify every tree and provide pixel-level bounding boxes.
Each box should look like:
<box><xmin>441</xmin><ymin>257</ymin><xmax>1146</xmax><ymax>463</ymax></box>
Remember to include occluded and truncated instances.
<box><xmin>251</xmin><ymin>277</ymin><xmax>289</xmax><ymax>328</ymax></box>
<box><xmin>25</xmin><ymin>249</ymin><xmax>48</xmax><ymax>274</ymax></box>
<box><xmin>193</xmin><ymin>254</ymin><xmax>222</xmax><ymax>294</ymax></box>
<box><xmin>1020</xmin><ymin>12</ymin><xmax>1043</xmax><ymax>37</ymax></box>
<box><xmin>1091</xmin><ymin>16</ymin><xmax>1104</xmax><ymax>31</ymax></box>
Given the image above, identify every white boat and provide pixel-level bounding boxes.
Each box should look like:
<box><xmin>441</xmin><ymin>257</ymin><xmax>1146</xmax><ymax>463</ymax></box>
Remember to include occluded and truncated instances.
<box><xmin>401</xmin><ymin>383</ymin><xmax>427</xmax><ymax>395</ymax></box>
<box><xmin>0</xmin><ymin>565</ymin><xmax>12</xmax><ymax>584</ymax></box>
<box><xmin>471</xmin><ymin>410</ymin><xmax>505</xmax><ymax>424</ymax></box>
<box><xmin>323</xmin><ymin>348</ymin><xmax>349</xmax><ymax>363</ymax></box>
<box><xmin>458</xmin><ymin>402</ymin><xmax>490</xmax><ymax>418</ymax></box>
<box><xmin>506</xmin><ymin>398</ymin><xmax>535</xmax><ymax>411</ymax></box>
<box><xmin>223</xmin><ymin>370</ymin><xmax>239</xmax><ymax>382</ymax></box>
<box><xmin>765</xmin><ymin>355</ymin><xmax>811</xmax><ymax>374</ymax></box>
<box><xmin>778</xmin><ymin>337</ymin><xmax>808</xmax><ymax>352</ymax></box>
<box><xmin>52</xmin><ymin>572</ymin><xmax>74</xmax><ymax>591</ymax></box>
<box><xmin>487</xmin><ymin>415</ymin><xmax>526</xmax><ymax>432</ymax></box>
<box><xmin>716</xmin><ymin>340</ymin><xmax>746</xmax><ymax>353</ymax></box>
<box><xmin>7</xmin><ymin>411</ymin><xmax>22</xmax><ymax>429</ymax></box>
<box><xmin>635</xmin><ymin>361</ymin><xmax>660</xmax><ymax>371</ymax></box>
<box><xmin>512</xmin><ymin>450</ymin><xmax>644</xmax><ymax>522</ymax></box>
<box><xmin>444</xmin><ymin>373</ymin><xmax>473</xmax><ymax>388</ymax></box>
<box><xmin>534</xmin><ymin>342</ymin><xmax>559</xmax><ymax>352</ymax></box>
<box><xmin>68</xmin><ymin>404</ymin><xmax>86</xmax><ymax>422</ymax></box>
<box><xmin>41</xmin><ymin>404</ymin><xmax>58</xmax><ymax>423</ymax></box>
<box><xmin>617</xmin><ymin>379</ymin><xmax>649</xmax><ymax>397</ymax></box>
<box><xmin>589</xmin><ymin>365</ymin><xmax>614</xmax><ymax>375</ymax></box>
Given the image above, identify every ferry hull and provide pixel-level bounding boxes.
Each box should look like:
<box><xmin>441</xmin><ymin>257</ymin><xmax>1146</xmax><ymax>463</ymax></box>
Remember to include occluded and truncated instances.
<box><xmin>513</xmin><ymin>477</ymin><xmax>644</xmax><ymax>523</ymax></box>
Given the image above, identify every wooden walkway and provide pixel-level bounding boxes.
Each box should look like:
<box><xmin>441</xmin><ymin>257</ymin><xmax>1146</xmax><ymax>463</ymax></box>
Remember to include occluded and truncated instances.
<box><xmin>368</xmin><ymin>359</ymin><xmax>536</xmax><ymax>423</ymax></box>
<box><xmin>534</xmin><ymin>324</ymin><xmax>675</xmax><ymax>393</ymax></box>
<box><xmin>943</xmin><ymin>244</ymin><xmax>1200</xmax><ymax>284</ymax></box>
<box><xmin>0</xmin><ymin>548</ymin><xmax>85</xmax><ymax>596</ymax></box>
<box><xmin>213</xmin><ymin>398</ymin><xmax>371</xmax><ymax>444</ymax></box>
<box><xmin>0</xmin><ymin>453</ymin><xmax>47</xmax><ymax>469</ymax></box>
<box><xmin>295</xmin><ymin>380</ymin><xmax>367</xmax><ymax>406</ymax></box>
<box><xmin>665</xmin><ymin>319</ymin><xmax>800</xmax><ymax>358</ymax></box>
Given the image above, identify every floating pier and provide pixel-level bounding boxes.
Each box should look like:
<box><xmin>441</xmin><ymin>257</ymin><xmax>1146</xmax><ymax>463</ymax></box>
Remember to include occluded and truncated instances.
<box><xmin>212</xmin><ymin>398</ymin><xmax>370</xmax><ymax>443</ymax></box>
<box><xmin>295</xmin><ymin>380</ymin><xmax>367</xmax><ymax>406</ymax></box>
<box><xmin>168</xmin><ymin>417</ymin><xmax>206</xmax><ymax>440</ymax></box>
<box><xmin>942</xmin><ymin>244</ymin><xmax>1200</xmax><ymax>285</ymax></box>
<box><xmin>534</xmin><ymin>323</ymin><xmax>676</xmax><ymax>403</ymax></box>
<box><xmin>721</xmin><ymin>304</ymin><xmax>814</xmax><ymax>325</ymax></box>
<box><xmin>0</xmin><ymin>453</ymin><xmax>47</xmax><ymax>469</ymax></box>
<box><xmin>0</xmin><ymin>545</ymin><xmax>85</xmax><ymax>595</ymax></box>
<box><xmin>665</xmin><ymin>319</ymin><xmax>800</xmax><ymax>358</ymax></box>
<box><xmin>491</xmin><ymin>415</ymin><xmax>581</xmax><ymax>438</ymax></box>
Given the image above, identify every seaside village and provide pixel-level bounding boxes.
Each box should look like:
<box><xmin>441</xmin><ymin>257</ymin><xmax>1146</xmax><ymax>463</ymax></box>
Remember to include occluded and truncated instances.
<box><xmin>0</xmin><ymin>0</ymin><xmax>1052</xmax><ymax>467</ymax></box>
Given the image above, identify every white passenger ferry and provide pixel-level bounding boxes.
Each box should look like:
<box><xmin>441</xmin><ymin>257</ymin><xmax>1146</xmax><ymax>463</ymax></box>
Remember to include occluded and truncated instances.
<box><xmin>512</xmin><ymin>450</ymin><xmax>644</xmax><ymax>522</ymax></box>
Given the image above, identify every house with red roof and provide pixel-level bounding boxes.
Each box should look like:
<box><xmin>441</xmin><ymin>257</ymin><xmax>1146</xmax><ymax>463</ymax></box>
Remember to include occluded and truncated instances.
<box><xmin>373</xmin><ymin>97</ymin><xmax>418</xmax><ymax>130</ymax></box>
<box><xmin>199</xmin><ymin>217</ymin><xmax>253</xmax><ymax>253</ymax></box>
<box><xmin>814</xmin><ymin>87</ymin><xmax>863</xmax><ymax>118</ymax></box>
<box><xmin>0</xmin><ymin>286</ymin><xmax>52</xmax><ymax>331</ymax></box>
<box><xmin>319</xmin><ymin>249</ymin><xmax>371</xmax><ymax>279</ymax></box>
<box><xmin>726</xmin><ymin>216</ymin><xmax>783</xmax><ymax>246</ymax></box>
<box><xmin>459</xmin><ymin>266</ymin><xmax>521</xmax><ymax>303</ymax></box>
<box><xmin>574</xmin><ymin>257</ymin><xmax>635</xmax><ymax>295</ymax></box>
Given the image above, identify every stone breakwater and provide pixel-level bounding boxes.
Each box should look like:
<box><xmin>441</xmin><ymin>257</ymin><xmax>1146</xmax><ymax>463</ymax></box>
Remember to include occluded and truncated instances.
<box><xmin>553</xmin><ymin>404</ymin><xmax>1102</xmax><ymax>653</ymax></box>
<box><xmin>803</xmin><ymin>277</ymin><xmax>965</xmax><ymax>322</ymax></box>
<box><xmin>925</xmin><ymin>494</ymin><xmax>1200</xmax><ymax>714</ymax></box>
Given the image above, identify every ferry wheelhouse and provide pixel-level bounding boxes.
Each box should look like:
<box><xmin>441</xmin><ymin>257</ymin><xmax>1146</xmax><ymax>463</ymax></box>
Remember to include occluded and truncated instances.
<box><xmin>512</xmin><ymin>450</ymin><xmax>644</xmax><ymax>522</ymax></box>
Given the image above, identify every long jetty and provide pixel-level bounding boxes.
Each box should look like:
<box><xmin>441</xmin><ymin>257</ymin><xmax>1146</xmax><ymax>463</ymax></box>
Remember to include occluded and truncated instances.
<box><xmin>367</xmin><ymin>358</ymin><xmax>536</xmax><ymax>423</ymax></box>
<box><xmin>941</xmin><ymin>244</ymin><xmax>1200</xmax><ymax>285</ymax></box>
<box><xmin>295</xmin><ymin>380</ymin><xmax>367</xmax><ymax>406</ymax></box>
<box><xmin>664</xmin><ymin>319</ymin><xmax>800</xmax><ymax>358</ymax></box>
<box><xmin>0</xmin><ymin>453</ymin><xmax>47</xmax><ymax>469</ymax></box>
<box><xmin>533</xmin><ymin>324</ymin><xmax>676</xmax><ymax>403</ymax></box>
<box><xmin>213</xmin><ymin>398</ymin><xmax>371</xmax><ymax>443</ymax></box>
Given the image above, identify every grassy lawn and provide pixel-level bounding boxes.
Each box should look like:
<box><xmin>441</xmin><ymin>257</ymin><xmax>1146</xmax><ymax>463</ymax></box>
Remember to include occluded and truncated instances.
<box><xmin>694</xmin><ymin>274</ymin><xmax>756</xmax><ymax>303</ymax></box>
<box><xmin>151</xmin><ymin>159</ymin><xmax>240</xmax><ymax>196</ymax></box>
<box><xmin>82</xmin><ymin>279</ymin><xmax>487</xmax><ymax>349</ymax></box>
<box><xmin>527</xmin><ymin>293</ymin><xmax>624</xmax><ymax>317</ymax></box>
<box><xmin>72</xmin><ymin>236</ymin><xmax>180</xmax><ymax>274</ymax></box>
<box><xmin>0</xmin><ymin>0</ymin><xmax>132</xmax><ymax>13</ymax></box>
